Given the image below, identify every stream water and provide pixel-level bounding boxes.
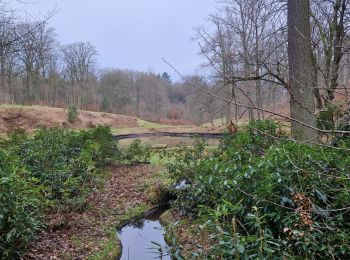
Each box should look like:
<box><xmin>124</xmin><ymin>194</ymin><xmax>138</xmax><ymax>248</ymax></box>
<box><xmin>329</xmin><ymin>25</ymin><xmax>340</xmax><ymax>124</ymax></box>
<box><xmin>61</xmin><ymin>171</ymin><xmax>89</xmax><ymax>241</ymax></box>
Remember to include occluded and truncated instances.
<box><xmin>118</xmin><ymin>207</ymin><xmax>170</xmax><ymax>260</ymax></box>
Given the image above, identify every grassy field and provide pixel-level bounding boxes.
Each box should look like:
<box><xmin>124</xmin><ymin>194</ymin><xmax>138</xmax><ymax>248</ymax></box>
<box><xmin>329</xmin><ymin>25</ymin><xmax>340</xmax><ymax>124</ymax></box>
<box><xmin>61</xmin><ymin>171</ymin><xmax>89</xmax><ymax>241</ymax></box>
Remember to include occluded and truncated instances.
<box><xmin>137</xmin><ymin>119</ymin><xmax>171</xmax><ymax>128</ymax></box>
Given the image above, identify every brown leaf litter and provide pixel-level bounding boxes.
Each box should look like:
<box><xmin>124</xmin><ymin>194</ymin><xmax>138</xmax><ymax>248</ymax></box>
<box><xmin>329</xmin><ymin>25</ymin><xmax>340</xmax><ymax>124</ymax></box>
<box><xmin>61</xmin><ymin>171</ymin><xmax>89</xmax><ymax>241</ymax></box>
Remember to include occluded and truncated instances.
<box><xmin>22</xmin><ymin>164</ymin><xmax>159</xmax><ymax>260</ymax></box>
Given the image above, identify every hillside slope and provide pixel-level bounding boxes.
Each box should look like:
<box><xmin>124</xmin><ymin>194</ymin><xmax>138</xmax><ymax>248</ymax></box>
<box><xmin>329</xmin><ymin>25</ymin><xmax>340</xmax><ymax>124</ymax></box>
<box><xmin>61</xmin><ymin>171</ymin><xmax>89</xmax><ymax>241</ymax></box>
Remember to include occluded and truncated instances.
<box><xmin>0</xmin><ymin>106</ymin><xmax>138</xmax><ymax>132</ymax></box>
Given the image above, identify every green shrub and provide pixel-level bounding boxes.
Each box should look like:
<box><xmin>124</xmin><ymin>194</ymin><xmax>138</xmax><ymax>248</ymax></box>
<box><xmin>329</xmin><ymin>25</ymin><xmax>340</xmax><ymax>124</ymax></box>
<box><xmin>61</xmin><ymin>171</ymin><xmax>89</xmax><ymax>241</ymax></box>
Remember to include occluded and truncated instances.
<box><xmin>120</xmin><ymin>139</ymin><xmax>150</xmax><ymax>164</ymax></box>
<box><xmin>0</xmin><ymin>125</ymin><xmax>148</xmax><ymax>257</ymax></box>
<box><xmin>0</xmin><ymin>150</ymin><xmax>42</xmax><ymax>258</ymax></box>
<box><xmin>168</xmin><ymin>120</ymin><xmax>350</xmax><ymax>258</ymax></box>
<box><xmin>86</xmin><ymin>125</ymin><xmax>120</xmax><ymax>166</ymax></box>
<box><xmin>67</xmin><ymin>105</ymin><xmax>79</xmax><ymax>123</ymax></box>
<box><xmin>18</xmin><ymin>126</ymin><xmax>116</xmax><ymax>209</ymax></box>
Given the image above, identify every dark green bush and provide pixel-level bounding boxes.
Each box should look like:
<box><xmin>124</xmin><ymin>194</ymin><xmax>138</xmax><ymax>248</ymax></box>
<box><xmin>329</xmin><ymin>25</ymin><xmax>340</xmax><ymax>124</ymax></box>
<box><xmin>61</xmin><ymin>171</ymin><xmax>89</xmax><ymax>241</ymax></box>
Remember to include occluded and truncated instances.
<box><xmin>19</xmin><ymin>126</ymin><xmax>117</xmax><ymax>209</ymax></box>
<box><xmin>0</xmin><ymin>150</ymin><xmax>42</xmax><ymax>259</ymax></box>
<box><xmin>168</xmin><ymin>120</ymin><xmax>350</xmax><ymax>259</ymax></box>
<box><xmin>0</xmin><ymin>125</ymin><xmax>119</xmax><ymax>256</ymax></box>
<box><xmin>120</xmin><ymin>139</ymin><xmax>151</xmax><ymax>164</ymax></box>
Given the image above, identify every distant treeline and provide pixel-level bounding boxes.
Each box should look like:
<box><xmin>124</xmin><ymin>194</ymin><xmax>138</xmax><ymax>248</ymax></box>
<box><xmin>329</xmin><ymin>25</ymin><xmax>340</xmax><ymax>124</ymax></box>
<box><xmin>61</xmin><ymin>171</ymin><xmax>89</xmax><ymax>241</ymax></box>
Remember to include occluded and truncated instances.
<box><xmin>0</xmin><ymin>1</ymin><xmax>288</xmax><ymax>125</ymax></box>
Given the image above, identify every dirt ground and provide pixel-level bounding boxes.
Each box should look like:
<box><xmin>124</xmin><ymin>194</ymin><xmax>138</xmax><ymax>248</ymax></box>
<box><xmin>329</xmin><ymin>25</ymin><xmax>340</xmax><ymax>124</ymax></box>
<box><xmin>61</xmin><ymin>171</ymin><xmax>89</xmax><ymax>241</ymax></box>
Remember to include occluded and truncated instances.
<box><xmin>22</xmin><ymin>164</ymin><xmax>161</xmax><ymax>260</ymax></box>
<box><xmin>0</xmin><ymin>106</ymin><xmax>138</xmax><ymax>132</ymax></box>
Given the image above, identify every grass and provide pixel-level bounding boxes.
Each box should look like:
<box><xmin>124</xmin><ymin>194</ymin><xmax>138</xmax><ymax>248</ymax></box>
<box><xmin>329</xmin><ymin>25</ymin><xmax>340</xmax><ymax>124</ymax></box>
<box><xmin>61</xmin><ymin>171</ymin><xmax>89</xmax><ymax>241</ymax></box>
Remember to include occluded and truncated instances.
<box><xmin>149</xmin><ymin>151</ymin><xmax>176</xmax><ymax>166</ymax></box>
<box><xmin>201</xmin><ymin>118</ymin><xmax>227</xmax><ymax>128</ymax></box>
<box><xmin>137</xmin><ymin>119</ymin><xmax>170</xmax><ymax>128</ymax></box>
<box><xmin>111</xmin><ymin>127</ymin><xmax>135</xmax><ymax>134</ymax></box>
<box><xmin>0</xmin><ymin>104</ymin><xmax>49</xmax><ymax>109</ymax></box>
<box><xmin>145</xmin><ymin>168</ymin><xmax>173</xmax><ymax>187</ymax></box>
<box><xmin>201</xmin><ymin>118</ymin><xmax>250</xmax><ymax>128</ymax></box>
<box><xmin>111</xmin><ymin>119</ymin><xmax>171</xmax><ymax>135</ymax></box>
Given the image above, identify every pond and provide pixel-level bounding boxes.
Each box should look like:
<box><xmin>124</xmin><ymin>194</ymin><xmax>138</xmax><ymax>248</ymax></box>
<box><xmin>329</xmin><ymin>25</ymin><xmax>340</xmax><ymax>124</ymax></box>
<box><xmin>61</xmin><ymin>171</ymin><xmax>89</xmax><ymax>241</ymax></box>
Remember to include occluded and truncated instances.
<box><xmin>118</xmin><ymin>207</ymin><xmax>170</xmax><ymax>260</ymax></box>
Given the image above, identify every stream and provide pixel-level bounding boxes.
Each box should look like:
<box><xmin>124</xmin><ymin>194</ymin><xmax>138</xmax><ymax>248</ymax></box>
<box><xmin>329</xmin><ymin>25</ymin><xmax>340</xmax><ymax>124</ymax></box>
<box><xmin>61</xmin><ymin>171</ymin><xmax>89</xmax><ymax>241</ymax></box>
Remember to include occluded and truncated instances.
<box><xmin>118</xmin><ymin>207</ymin><xmax>170</xmax><ymax>260</ymax></box>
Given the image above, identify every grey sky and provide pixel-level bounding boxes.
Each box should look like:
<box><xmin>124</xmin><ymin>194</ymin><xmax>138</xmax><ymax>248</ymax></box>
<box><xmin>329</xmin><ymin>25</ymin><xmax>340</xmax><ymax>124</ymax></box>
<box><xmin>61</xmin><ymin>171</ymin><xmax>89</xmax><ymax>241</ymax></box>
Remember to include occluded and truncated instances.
<box><xmin>12</xmin><ymin>0</ymin><xmax>216</xmax><ymax>81</ymax></box>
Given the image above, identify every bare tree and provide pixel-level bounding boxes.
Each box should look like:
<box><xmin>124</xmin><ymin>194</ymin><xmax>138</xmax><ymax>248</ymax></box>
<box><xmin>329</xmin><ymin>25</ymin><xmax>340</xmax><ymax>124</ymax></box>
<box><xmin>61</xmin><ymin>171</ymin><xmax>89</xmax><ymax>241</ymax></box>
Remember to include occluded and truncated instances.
<box><xmin>195</xmin><ymin>0</ymin><xmax>288</xmax><ymax>123</ymax></box>
<box><xmin>0</xmin><ymin>5</ymin><xmax>16</xmax><ymax>102</ymax></box>
<box><xmin>13</xmin><ymin>21</ymin><xmax>55</xmax><ymax>102</ymax></box>
<box><xmin>61</xmin><ymin>42</ymin><xmax>97</xmax><ymax>84</ymax></box>
<box><xmin>61</xmin><ymin>42</ymin><xmax>98</xmax><ymax>108</ymax></box>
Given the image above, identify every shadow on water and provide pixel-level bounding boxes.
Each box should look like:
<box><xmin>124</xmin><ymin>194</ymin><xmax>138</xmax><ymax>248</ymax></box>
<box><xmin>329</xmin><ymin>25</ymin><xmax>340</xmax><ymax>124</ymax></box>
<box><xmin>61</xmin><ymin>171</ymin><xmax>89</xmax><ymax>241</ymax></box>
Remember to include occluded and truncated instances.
<box><xmin>118</xmin><ymin>207</ymin><xmax>170</xmax><ymax>260</ymax></box>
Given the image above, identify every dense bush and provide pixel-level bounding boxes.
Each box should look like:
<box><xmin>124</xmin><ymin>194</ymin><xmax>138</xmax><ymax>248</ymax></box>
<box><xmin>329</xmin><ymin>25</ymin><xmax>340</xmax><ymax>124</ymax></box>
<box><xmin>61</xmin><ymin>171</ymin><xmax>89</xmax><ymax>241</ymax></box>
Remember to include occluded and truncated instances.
<box><xmin>168</xmin><ymin>120</ymin><xmax>350</xmax><ymax>259</ymax></box>
<box><xmin>19</xmin><ymin>126</ymin><xmax>117</xmax><ymax>209</ymax></box>
<box><xmin>0</xmin><ymin>125</ymin><xmax>118</xmax><ymax>257</ymax></box>
<box><xmin>0</xmin><ymin>150</ymin><xmax>42</xmax><ymax>259</ymax></box>
<box><xmin>119</xmin><ymin>139</ymin><xmax>151</xmax><ymax>164</ymax></box>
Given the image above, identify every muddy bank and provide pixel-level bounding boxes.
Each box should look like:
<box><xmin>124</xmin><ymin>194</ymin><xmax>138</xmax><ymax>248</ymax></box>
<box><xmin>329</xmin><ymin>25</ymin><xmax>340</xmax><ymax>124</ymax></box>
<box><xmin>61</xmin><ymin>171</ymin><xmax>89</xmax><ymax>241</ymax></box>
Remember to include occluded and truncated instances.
<box><xmin>22</xmin><ymin>164</ymin><xmax>162</xmax><ymax>259</ymax></box>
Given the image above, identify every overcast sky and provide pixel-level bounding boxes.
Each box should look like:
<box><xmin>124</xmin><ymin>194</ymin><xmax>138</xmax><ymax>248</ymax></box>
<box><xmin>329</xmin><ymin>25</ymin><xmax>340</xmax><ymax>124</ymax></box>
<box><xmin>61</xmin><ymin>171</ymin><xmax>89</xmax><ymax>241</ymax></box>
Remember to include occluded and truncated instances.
<box><xmin>11</xmin><ymin>0</ymin><xmax>217</xmax><ymax>81</ymax></box>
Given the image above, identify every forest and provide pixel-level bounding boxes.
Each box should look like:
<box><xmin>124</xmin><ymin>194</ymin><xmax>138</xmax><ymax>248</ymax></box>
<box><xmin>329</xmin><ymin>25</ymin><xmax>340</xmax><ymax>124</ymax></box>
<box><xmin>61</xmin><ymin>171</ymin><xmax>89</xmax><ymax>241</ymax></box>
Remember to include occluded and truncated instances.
<box><xmin>1</xmin><ymin>0</ymin><xmax>350</xmax><ymax>259</ymax></box>
<box><xmin>0</xmin><ymin>0</ymin><xmax>289</xmax><ymax>125</ymax></box>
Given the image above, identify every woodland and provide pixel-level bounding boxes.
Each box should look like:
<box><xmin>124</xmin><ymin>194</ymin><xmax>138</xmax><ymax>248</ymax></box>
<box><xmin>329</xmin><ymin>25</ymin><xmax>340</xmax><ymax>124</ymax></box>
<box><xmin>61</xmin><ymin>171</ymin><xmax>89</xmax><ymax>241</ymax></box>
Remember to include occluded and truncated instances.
<box><xmin>1</xmin><ymin>0</ymin><xmax>350</xmax><ymax>259</ymax></box>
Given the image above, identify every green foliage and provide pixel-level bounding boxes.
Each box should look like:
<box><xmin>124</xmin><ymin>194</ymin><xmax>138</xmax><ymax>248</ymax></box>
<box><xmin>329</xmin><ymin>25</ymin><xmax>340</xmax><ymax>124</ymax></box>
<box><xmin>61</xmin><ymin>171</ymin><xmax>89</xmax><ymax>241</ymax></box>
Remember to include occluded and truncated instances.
<box><xmin>317</xmin><ymin>111</ymin><xmax>334</xmax><ymax>130</ymax></box>
<box><xmin>0</xmin><ymin>150</ymin><xmax>42</xmax><ymax>258</ymax></box>
<box><xmin>67</xmin><ymin>105</ymin><xmax>79</xmax><ymax>123</ymax></box>
<box><xmin>86</xmin><ymin>125</ymin><xmax>120</xmax><ymax>166</ymax></box>
<box><xmin>317</xmin><ymin>102</ymin><xmax>346</xmax><ymax>130</ymax></box>
<box><xmin>0</xmin><ymin>125</ymin><xmax>154</xmax><ymax>257</ymax></box>
<box><xmin>119</xmin><ymin>139</ymin><xmax>151</xmax><ymax>164</ymax></box>
<box><xmin>168</xmin><ymin>120</ymin><xmax>350</xmax><ymax>259</ymax></box>
<box><xmin>19</xmin><ymin>126</ymin><xmax>117</xmax><ymax>209</ymax></box>
<box><xmin>0</xmin><ymin>126</ymin><xmax>118</xmax><ymax>257</ymax></box>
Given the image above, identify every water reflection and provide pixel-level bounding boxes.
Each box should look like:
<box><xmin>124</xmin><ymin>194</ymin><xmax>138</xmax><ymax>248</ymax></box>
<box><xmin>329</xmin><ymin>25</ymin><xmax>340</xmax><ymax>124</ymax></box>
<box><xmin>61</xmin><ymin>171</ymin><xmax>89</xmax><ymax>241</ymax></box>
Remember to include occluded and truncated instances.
<box><xmin>118</xmin><ymin>208</ymin><xmax>170</xmax><ymax>260</ymax></box>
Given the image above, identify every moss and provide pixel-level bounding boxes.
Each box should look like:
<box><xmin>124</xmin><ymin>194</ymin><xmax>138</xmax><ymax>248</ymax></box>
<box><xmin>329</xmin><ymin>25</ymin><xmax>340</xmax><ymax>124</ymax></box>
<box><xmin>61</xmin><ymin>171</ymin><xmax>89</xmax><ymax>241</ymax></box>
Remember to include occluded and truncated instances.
<box><xmin>88</xmin><ymin>203</ymin><xmax>149</xmax><ymax>260</ymax></box>
<box><xmin>159</xmin><ymin>210</ymin><xmax>175</xmax><ymax>243</ymax></box>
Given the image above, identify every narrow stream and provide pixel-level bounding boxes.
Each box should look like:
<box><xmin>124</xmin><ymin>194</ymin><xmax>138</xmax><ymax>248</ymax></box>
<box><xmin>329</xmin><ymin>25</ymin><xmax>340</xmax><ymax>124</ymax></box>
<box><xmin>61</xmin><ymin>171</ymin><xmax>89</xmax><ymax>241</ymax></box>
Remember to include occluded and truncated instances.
<box><xmin>118</xmin><ymin>207</ymin><xmax>170</xmax><ymax>260</ymax></box>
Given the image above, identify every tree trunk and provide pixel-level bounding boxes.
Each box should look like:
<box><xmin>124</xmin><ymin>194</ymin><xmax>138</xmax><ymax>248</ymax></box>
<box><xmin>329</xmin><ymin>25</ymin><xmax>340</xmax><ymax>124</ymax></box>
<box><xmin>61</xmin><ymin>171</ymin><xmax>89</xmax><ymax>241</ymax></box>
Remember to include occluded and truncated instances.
<box><xmin>326</xmin><ymin>0</ymin><xmax>346</xmax><ymax>103</ymax></box>
<box><xmin>288</xmin><ymin>0</ymin><xmax>317</xmax><ymax>141</ymax></box>
<box><xmin>255</xmin><ymin>77</ymin><xmax>263</xmax><ymax>120</ymax></box>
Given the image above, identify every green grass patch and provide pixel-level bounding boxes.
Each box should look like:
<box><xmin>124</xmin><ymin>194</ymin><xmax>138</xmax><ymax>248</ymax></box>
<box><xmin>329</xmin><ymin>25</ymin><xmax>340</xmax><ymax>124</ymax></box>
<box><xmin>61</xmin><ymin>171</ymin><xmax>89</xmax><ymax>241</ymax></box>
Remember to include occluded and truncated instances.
<box><xmin>137</xmin><ymin>119</ymin><xmax>170</xmax><ymax>128</ymax></box>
